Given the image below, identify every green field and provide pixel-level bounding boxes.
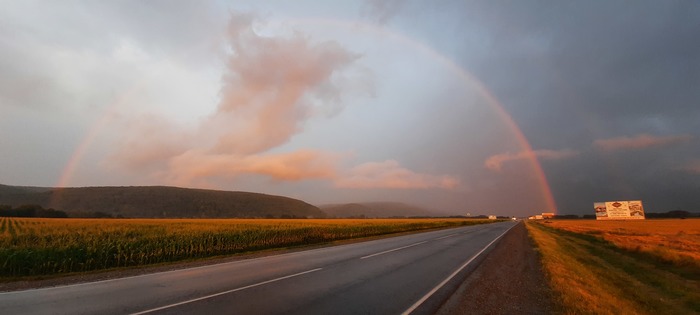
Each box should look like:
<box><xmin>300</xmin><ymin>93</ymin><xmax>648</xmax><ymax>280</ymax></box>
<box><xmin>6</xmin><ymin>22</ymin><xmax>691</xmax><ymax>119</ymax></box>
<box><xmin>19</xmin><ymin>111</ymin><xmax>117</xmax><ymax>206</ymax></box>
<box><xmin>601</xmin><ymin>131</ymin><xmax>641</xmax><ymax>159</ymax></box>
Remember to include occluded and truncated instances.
<box><xmin>0</xmin><ymin>217</ymin><xmax>491</xmax><ymax>279</ymax></box>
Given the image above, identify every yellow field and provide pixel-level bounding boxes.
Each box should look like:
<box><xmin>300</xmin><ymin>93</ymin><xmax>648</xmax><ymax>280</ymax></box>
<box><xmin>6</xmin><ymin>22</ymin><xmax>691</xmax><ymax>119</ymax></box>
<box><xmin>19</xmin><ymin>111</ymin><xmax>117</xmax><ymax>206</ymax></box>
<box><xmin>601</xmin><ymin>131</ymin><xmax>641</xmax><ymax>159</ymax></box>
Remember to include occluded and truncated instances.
<box><xmin>546</xmin><ymin>219</ymin><xmax>700</xmax><ymax>268</ymax></box>
<box><xmin>527</xmin><ymin>219</ymin><xmax>700</xmax><ymax>314</ymax></box>
<box><xmin>0</xmin><ymin>217</ymin><xmax>489</xmax><ymax>278</ymax></box>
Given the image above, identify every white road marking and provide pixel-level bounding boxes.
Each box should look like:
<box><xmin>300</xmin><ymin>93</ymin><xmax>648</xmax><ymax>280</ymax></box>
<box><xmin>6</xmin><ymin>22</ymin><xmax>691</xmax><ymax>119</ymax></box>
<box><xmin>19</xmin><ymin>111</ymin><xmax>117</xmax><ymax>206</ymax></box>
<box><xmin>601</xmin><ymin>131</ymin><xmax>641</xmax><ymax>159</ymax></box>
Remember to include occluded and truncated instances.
<box><xmin>360</xmin><ymin>241</ymin><xmax>429</xmax><ymax>259</ymax></box>
<box><xmin>0</xmin><ymin>225</ymin><xmax>470</xmax><ymax>295</ymax></box>
<box><xmin>0</xmin><ymin>246</ymin><xmax>327</xmax><ymax>295</ymax></box>
<box><xmin>130</xmin><ymin>268</ymin><xmax>323</xmax><ymax>315</ymax></box>
<box><xmin>401</xmin><ymin>223</ymin><xmax>518</xmax><ymax>315</ymax></box>
<box><xmin>433</xmin><ymin>233</ymin><xmax>459</xmax><ymax>240</ymax></box>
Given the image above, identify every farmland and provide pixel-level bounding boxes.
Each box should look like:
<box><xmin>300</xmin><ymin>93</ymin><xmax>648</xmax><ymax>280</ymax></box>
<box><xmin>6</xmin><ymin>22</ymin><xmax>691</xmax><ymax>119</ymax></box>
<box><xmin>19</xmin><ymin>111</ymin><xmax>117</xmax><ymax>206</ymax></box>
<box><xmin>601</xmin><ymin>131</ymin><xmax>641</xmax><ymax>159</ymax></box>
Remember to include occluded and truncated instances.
<box><xmin>526</xmin><ymin>219</ymin><xmax>700</xmax><ymax>314</ymax></box>
<box><xmin>0</xmin><ymin>217</ymin><xmax>491</xmax><ymax>278</ymax></box>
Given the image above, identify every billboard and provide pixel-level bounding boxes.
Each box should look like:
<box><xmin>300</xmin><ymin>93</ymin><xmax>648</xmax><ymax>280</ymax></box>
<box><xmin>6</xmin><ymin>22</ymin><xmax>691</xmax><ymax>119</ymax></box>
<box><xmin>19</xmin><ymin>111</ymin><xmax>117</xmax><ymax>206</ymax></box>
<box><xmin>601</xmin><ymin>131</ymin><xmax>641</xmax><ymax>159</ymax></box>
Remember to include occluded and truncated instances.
<box><xmin>594</xmin><ymin>200</ymin><xmax>645</xmax><ymax>220</ymax></box>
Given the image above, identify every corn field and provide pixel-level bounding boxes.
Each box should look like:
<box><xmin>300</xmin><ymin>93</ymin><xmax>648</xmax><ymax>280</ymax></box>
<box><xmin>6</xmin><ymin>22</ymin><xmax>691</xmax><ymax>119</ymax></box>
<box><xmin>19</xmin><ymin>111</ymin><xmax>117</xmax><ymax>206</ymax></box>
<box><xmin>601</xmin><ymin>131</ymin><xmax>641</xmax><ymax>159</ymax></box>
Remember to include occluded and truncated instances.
<box><xmin>0</xmin><ymin>217</ymin><xmax>490</xmax><ymax>278</ymax></box>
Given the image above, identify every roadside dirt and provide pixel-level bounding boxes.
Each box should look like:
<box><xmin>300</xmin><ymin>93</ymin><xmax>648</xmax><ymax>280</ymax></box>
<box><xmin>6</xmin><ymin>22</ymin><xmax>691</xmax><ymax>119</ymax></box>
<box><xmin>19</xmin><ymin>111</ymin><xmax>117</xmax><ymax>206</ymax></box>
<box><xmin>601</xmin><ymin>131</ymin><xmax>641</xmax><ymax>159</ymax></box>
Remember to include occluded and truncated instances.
<box><xmin>435</xmin><ymin>222</ymin><xmax>557</xmax><ymax>315</ymax></box>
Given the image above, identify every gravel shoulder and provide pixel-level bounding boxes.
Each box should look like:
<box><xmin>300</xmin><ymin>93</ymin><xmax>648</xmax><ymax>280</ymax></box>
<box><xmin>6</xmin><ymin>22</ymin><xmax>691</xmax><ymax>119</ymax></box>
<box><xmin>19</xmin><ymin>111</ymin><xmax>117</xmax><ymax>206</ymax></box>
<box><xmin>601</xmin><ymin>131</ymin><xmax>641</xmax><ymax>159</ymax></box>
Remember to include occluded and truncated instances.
<box><xmin>436</xmin><ymin>221</ymin><xmax>557</xmax><ymax>315</ymax></box>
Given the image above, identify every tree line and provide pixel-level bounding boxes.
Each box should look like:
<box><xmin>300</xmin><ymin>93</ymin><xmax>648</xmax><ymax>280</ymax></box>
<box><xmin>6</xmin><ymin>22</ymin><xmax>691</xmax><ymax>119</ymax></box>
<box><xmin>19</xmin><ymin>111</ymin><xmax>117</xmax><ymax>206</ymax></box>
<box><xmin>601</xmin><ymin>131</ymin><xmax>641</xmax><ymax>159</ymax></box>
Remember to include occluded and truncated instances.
<box><xmin>0</xmin><ymin>204</ymin><xmax>68</xmax><ymax>218</ymax></box>
<box><xmin>0</xmin><ymin>204</ymin><xmax>119</xmax><ymax>218</ymax></box>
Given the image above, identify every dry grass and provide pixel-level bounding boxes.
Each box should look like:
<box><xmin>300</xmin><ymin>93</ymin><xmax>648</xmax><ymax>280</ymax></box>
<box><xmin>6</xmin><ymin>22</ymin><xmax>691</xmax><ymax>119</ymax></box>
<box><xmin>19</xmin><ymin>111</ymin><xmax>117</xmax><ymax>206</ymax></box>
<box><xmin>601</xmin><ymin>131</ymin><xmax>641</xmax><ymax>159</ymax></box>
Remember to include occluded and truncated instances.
<box><xmin>547</xmin><ymin>219</ymin><xmax>700</xmax><ymax>268</ymax></box>
<box><xmin>526</xmin><ymin>219</ymin><xmax>700</xmax><ymax>315</ymax></box>
<box><xmin>0</xmin><ymin>217</ymin><xmax>489</xmax><ymax>278</ymax></box>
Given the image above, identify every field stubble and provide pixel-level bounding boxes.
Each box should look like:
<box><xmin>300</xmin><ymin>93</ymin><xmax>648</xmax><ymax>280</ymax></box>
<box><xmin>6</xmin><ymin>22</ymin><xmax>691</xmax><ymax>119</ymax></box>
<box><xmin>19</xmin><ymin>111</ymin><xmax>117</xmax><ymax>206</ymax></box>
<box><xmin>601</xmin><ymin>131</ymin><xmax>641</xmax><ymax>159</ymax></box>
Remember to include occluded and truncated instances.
<box><xmin>0</xmin><ymin>217</ymin><xmax>490</xmax><ymax>279</ymax></box>
<box><xmin>527</xmin><ymin>219</ymin><xmax>699</xmax><ymax>315</ymax></box>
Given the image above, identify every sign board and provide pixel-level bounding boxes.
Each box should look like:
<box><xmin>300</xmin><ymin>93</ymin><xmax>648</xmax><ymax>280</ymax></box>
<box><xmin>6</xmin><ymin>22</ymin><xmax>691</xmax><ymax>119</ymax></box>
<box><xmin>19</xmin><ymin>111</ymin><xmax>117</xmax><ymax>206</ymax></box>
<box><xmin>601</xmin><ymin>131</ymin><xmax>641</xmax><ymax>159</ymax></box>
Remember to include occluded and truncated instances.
<box><xmin>594</xmin><ymin>200</ymin><xmax>645</xmax><ymax>220</ymax></box>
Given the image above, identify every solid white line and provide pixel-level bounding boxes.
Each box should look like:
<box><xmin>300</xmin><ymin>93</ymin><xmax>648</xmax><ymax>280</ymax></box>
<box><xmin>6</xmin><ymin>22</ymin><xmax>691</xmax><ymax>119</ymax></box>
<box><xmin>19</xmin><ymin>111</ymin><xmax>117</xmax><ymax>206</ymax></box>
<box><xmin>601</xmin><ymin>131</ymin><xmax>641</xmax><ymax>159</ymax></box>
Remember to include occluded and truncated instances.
<box><xmin>130</xmin><ymin>268</ymin><xmax>323</xmax><ymax>315</ymax></box>
<box><xmin>401</xmin><ymin>223</ymin><xmax>517</xmax><ymax>315</ymax></box>
<box><xmin>360</xmin><ymin>241</ymin><xmax>429</xmax><ymax>259</ymax></box>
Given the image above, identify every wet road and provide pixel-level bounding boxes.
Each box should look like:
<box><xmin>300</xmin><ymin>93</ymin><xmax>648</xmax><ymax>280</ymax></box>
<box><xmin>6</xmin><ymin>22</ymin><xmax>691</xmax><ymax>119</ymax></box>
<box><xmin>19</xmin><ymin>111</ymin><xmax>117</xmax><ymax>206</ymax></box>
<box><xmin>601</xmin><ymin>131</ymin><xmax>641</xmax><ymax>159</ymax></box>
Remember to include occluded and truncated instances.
<box><xmin>0</xmin><ymin>221</ymin><xmax>516</xmax><ymax>315</ymax></box>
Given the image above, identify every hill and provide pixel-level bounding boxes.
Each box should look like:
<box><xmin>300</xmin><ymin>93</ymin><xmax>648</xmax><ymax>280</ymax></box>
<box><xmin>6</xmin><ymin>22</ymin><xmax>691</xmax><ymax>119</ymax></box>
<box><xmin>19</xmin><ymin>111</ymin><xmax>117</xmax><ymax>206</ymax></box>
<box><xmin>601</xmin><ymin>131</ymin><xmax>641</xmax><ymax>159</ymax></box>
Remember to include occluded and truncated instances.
<box><xmin>320</xmin><ymin>202</ymin><xmax>445</xmax><ymax>218</ymax></box>
<box><xmin>0</xmin><ymin>184</ymin><xmax>324</xmax><ymax>218</ymax></box>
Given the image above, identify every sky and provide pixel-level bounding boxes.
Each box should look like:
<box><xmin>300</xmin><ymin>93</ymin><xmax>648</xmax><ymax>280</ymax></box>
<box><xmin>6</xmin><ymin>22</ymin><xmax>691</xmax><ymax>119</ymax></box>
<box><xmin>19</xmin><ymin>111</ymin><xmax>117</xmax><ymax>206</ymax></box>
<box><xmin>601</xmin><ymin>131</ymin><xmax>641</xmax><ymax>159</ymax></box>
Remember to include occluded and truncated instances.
<box><xmin>1</xmin><ymin>0</ymin><xmax>699</xmax><ymax>216</ymax></box>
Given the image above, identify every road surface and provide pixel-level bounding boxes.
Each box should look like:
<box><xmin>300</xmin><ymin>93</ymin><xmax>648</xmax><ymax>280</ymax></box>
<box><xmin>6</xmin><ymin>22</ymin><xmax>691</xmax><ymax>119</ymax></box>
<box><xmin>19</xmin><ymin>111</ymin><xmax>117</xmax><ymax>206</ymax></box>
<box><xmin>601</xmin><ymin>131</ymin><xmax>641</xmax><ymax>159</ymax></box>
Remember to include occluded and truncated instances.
<box><xmin>0</xmin><ymin>221</ymin><xmax>517</xmax><ymax>315</ymax></box>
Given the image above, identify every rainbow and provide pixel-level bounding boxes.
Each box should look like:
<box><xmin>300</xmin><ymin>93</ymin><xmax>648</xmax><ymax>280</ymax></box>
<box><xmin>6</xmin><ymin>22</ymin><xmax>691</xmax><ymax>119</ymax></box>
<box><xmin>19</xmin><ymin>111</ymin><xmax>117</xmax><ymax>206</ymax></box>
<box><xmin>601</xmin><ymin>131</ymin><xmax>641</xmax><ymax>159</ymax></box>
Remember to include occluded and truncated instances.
<box><xmin>54</xmin><ymin>17</ymin><xmax>557</xmax><ymax>213</ymax></box>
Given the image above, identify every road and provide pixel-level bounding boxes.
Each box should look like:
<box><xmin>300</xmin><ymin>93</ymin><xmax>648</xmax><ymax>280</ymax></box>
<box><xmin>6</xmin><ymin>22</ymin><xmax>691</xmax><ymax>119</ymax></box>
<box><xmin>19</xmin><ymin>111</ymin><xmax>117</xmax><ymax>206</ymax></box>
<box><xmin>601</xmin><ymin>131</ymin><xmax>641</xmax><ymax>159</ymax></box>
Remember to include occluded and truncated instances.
<box><xmin>0</xmin><ymin>221</ymin><xmax>517</xmax><ymax>315</ymax></box>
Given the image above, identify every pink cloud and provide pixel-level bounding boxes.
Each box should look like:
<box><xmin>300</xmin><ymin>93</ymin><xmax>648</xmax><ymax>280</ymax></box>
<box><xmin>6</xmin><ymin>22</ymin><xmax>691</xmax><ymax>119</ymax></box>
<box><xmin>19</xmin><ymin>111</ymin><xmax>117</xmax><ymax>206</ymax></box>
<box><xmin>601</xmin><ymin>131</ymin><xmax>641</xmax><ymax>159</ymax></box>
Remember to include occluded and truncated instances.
<box><xmin>335</xmin><ymin>160</ymin><xmax>460</xmax><ymax>189</ymax></box>
<box><xmin>164</xmin><ymin>150</ymin><xmax>340</xmax><ymax>186</ymax></box>
<box><xmin>108</xmin><ymin>13</ymin><xmax>457</xmax><ymax>192</ymax></box>
<box><xmin>485</xmin><ymin>149</ymin><xmax>579</xmax><ymax>171</ymax></box>
<box><xmin>212</xmin><ymin>17</ymin><xmax>361</xmax><ymax>154</ymax></box>
<box><xmin>109</xmin><ymin>13</ymin><xmax>369</xmax><ymax>186</ymax></box>
<box><xmin>593</xmin><ymin>134</ymin><xmax>692</xmax><ymax>151</ymax></box>
<box><xmin>679</xmin><ymin>160</ymin><xmax>700</xmax><ymax>174</ymax></box>
<box><xmin>108</xmin><ymin>114</ymin><xmax>191</xmax><ymax>172</ymax></box>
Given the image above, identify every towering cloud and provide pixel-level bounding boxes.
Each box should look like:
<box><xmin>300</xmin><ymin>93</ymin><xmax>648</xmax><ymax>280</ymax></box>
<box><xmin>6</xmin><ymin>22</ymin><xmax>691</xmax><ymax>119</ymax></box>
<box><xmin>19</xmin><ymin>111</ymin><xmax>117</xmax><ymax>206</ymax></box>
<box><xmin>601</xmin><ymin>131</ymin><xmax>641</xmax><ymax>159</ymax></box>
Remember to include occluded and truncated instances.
<box><xmin>213</xmin><ymin>12</ymin><xmax>361</xmax><ymax>154</ymax></box>
<box><xmin>109</xmin><ymin>12</ymin><xmax>458</xmax><ymax>190</ymax></box>
<box><xmin>111</xmin><ymin>12</ymin><xmax>361</xmax><ymax>184</ymax></box>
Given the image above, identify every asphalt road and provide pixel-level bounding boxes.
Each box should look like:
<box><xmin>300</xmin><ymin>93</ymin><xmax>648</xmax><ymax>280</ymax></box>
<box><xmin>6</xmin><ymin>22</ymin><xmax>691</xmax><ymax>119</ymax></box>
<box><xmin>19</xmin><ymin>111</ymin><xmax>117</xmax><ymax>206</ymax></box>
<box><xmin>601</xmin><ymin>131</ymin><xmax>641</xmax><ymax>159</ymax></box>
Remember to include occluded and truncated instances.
<box><xmin>0</xmin><ymin>221</ymin><xmax>517</xmax><ymax>315</ymax></box>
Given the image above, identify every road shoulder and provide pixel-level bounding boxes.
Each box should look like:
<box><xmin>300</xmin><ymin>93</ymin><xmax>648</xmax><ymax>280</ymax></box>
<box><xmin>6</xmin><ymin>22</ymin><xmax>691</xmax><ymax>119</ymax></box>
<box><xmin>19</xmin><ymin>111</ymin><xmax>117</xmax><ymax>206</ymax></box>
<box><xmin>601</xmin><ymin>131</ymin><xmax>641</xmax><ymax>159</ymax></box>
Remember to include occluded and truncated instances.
<box><xmin>435</xmin><ymin>222</ymin><xmax>556</xmax><ymax>314</ymax></box>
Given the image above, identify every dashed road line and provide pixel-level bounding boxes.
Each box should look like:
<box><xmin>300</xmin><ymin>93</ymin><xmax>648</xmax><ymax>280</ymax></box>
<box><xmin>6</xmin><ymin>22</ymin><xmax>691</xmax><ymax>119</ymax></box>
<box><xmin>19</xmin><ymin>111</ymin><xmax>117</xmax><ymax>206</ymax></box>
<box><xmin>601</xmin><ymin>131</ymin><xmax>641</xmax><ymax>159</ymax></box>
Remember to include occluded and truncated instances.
<box><xmin>130</xmin><ymin>268</ymin><xmax>323</xmax><ymax>315</ymax></box>
<box><xmin>434</xmin><ymin>233</ymin><xmax>459</xmax><ymax>240</ymax></box>
<box><xmin>360</xmin><ymin>241</ymin><xmax>429</xmax><ymax>259</ymax></box>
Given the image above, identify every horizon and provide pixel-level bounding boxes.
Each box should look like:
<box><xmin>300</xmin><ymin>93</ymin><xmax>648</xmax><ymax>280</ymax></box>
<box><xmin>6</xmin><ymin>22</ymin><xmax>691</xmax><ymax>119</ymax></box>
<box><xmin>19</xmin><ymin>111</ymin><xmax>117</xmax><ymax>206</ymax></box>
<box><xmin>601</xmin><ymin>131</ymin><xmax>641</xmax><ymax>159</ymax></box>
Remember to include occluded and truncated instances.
<box><xmin>2</xmin><ymin>182</ymin><xmax>697</xmax><ymax>218</ymax></box>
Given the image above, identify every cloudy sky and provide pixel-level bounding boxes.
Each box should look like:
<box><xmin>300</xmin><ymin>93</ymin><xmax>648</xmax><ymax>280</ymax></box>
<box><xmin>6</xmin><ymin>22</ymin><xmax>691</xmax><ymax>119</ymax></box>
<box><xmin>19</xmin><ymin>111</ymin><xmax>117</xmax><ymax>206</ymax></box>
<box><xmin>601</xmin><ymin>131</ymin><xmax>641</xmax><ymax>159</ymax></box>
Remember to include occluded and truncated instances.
<box><xmin>1</xmin><ymin>1</ymin><xmax>698</xmax><ymax>216</ymax></box>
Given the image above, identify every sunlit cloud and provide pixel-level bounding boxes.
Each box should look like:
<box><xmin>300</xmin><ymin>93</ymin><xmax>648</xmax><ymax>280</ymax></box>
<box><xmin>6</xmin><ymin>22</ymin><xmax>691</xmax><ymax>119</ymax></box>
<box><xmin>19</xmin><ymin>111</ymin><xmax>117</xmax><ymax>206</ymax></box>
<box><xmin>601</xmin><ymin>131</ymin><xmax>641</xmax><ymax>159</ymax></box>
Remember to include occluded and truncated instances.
<box><xmin>164</xmin><ymin>150</ymin><xmax>340</xmax><ymax>186</ymax></box>
<box><xmin>678</xmin><ymin>160</ymin><xmax>700</xmax><ymax>174</ymax></box>
<box><xmin>109</xmin><ymin>12</ymin><xmax>369</xmax><ymax>186</ymax></box>
<box><xmin>213</xmin><ymin>12</ymin><xmax>362</xmax><ymax>154</ymax></box>
<box><xmin>335</xmin><ymin>160</ymin><xmax>460</xmax><ymax>189</ymax></box>
<box><xmin>108</xmin><ymin>114</ymin><xmax>192</xmax><ymax>172</ymax></box>
<box><xmin>485</xmin><ymin>149</ymin><xmax>579</xmax><ymax>171</ymax></box>
<box><xmin>593</xmin><ymin>134</ymin><xmax>693</xmax><ymax>151</ymax></box>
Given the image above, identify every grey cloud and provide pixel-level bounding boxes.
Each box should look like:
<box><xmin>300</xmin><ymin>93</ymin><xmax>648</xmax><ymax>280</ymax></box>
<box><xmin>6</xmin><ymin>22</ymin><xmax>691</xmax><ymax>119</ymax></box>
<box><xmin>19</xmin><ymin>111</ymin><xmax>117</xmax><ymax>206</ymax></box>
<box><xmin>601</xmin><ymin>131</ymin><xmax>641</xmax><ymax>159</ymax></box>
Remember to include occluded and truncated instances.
<box><xmin>398</xmin><ymin>0</ymin><xmax>700</xmax><ymax>213</ymax></box>
<box><xmin>593</xmin><ymin>134</ymin><xmax>693</xmax><ymax>152</ymax></box>
<box><xmin>361</xmin><ymin>0</ymin><xmax>408</xmax><ymax>24</ymax></box>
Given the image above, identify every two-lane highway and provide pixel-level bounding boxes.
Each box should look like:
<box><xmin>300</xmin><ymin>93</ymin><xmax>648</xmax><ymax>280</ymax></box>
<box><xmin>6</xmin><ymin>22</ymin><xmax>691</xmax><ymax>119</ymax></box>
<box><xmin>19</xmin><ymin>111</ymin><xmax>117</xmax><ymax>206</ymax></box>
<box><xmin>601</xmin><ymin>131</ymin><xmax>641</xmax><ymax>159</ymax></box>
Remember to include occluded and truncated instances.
<box><xmin>0</xmin><ymin>221</ymin><xmax>517</xmax><ymax>315</ymax></box>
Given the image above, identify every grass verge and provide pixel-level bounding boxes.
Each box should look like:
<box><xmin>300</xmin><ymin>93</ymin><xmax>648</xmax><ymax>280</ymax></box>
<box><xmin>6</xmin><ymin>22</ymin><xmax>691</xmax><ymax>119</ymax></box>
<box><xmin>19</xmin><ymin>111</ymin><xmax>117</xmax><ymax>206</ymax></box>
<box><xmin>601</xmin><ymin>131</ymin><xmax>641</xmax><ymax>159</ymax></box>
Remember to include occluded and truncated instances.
<box><xmin>526</xmin><ymin>221</ymin><xmax>699</xmax><ymax>315</ymax></box>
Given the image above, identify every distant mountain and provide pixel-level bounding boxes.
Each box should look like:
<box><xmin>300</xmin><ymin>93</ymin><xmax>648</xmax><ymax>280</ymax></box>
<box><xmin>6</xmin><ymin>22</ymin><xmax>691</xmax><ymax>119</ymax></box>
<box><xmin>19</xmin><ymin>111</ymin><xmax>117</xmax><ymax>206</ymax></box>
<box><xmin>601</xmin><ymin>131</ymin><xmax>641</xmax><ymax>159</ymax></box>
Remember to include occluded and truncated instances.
<box><xmin>320</xmin><ymin>202</ymin><xmax>445</xmax><ymax>218</ymax></box>
<box><xmin>0</xmin><ymin>184</ymin><xmax>324</xmax><ymax>218</ymax></box>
